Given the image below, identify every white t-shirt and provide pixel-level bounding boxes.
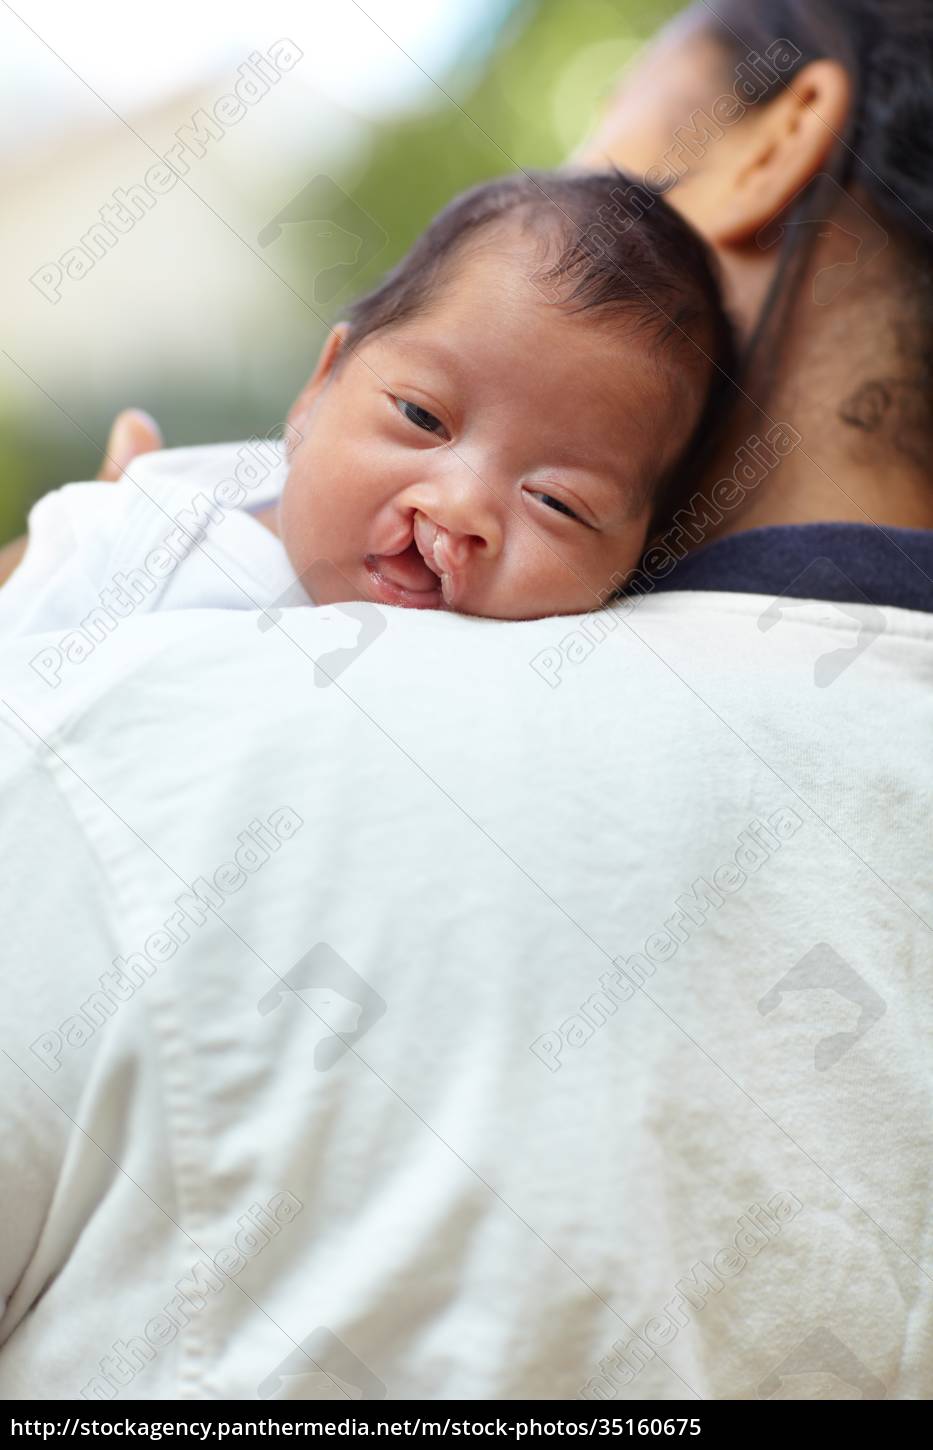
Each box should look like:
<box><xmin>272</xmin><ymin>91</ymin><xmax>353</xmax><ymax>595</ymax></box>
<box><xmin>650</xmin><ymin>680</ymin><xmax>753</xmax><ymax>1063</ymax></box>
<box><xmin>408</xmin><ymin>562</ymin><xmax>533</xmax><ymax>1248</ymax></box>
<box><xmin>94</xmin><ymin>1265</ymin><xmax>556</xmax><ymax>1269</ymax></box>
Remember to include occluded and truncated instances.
<box><xmin>0</xmin><ymin>440</ymin><xmax>299</xmax><ymax>648</ymax></box>
<box><xmin>0</xmin><ymin>445</ymin><xmax>930</xmax><ymax>1401</ymax></box>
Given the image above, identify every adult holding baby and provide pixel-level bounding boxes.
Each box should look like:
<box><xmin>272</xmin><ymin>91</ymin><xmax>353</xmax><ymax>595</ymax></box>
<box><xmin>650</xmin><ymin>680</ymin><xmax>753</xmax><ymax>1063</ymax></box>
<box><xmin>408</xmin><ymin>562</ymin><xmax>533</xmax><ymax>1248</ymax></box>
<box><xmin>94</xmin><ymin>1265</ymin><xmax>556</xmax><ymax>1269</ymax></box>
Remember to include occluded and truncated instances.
<box><xmin>0</xmin><ymin>0</ymin><xmax>930</xmax><ymax>1402</ymax></box>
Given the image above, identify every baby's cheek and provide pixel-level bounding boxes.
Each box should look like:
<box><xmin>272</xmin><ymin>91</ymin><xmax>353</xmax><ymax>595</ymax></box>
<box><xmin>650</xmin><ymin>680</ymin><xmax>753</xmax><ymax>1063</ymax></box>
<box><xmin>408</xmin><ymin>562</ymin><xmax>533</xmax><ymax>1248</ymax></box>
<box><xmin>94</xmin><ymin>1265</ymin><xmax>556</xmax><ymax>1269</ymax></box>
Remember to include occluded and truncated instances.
<box><xmin>606</xmin><ymin>533</ymin><xmax>648</xmax><ymax>591</ymax></box>
<box><xmin>601</xmin><ymin>507</ymin><xmax>656</xmax><ymax>587</ymax></box>
<box><xmin>278</xmin><ymin>463</ymin><xmax>335</xmax><ymax>579</ymax></box>
<box><xmin>503</xmin><ymin>539</ymin><xmax>600</xmax><ymax>618</ymax></box>
<box><xmin>277</xmin><ymin>470</ymin><xmax>308</xmax><ymax>562</ymax></box>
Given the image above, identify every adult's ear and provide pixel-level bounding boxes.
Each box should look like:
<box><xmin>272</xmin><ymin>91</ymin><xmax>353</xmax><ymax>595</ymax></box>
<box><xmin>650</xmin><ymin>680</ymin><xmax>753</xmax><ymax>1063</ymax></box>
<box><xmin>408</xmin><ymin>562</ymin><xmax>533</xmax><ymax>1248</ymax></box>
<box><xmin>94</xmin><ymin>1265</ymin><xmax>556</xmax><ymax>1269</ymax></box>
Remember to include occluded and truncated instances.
<box><xmin>286</xmin><ymin>321</ymin><xmax>350</xmax><ymax>437</ymax></box>
<box><xmin>681</xmin><ymin>60</ymin><xmax>852</xmax><ymax>245</ymax></box>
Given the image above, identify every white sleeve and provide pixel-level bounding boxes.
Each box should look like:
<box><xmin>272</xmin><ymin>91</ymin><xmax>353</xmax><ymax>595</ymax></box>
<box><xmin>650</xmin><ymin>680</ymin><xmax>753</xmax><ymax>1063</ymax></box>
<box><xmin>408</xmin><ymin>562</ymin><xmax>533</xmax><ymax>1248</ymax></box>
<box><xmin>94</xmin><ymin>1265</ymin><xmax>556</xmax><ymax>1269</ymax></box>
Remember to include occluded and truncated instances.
<box><xmin>0</xmin><ymin>721</ymin><xmax>123</xmax><ymax>1339</ymax></box>
<box><xmin>0</xmin><ymin>480</ymin><xmax>134</xmax><ymax>641</ymax></box>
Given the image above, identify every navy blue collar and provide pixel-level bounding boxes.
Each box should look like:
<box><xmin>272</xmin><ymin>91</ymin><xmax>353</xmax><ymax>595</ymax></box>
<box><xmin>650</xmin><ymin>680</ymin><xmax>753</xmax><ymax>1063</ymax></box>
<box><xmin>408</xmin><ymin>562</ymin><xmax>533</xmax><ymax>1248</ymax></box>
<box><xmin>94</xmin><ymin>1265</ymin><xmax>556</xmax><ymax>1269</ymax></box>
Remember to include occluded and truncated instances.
<box><xmin>647</xmin><ymin>523</ymin><xmax>933</xmax><ymax>613</ymax></box>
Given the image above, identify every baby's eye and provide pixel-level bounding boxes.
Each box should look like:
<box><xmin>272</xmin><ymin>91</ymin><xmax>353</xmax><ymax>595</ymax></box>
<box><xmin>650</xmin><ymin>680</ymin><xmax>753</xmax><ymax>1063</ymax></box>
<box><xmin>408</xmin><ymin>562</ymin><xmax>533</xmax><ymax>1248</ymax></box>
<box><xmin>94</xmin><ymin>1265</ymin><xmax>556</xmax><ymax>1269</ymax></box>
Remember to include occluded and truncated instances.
<box><xmin>528</xmin><ymin>490</ymin><xmax>584</xmax><ymax>523</ymax></box>
<box><xmin>395</xmin><ymin>398</ymin><xmax>447</xmax><ymax>438</ymax></box>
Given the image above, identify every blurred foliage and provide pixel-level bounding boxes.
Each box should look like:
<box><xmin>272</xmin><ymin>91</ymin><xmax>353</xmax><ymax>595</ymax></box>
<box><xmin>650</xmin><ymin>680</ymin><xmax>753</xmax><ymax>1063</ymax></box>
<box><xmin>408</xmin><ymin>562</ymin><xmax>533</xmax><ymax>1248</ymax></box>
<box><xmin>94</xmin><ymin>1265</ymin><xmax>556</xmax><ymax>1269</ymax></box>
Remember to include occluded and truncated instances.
<box><xmin>1</xmin><ymin>0</ymin><xmax>680</xmax><ymax>543</ymax></box>
<box><xmin>345</xmin><ymin>0</ymin><xmax>679</xmax><ymax>288</ymax></box>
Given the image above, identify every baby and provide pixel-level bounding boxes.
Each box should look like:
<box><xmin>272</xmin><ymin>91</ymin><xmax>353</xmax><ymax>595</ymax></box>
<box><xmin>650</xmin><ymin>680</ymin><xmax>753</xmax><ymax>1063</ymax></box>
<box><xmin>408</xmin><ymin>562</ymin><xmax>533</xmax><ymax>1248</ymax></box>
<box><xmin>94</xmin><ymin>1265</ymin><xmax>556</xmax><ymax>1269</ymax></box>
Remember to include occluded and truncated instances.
<box><xmin>1</xmin><ymin>169</ymin><xmax>735</xmax><ymax>642</ymax></box>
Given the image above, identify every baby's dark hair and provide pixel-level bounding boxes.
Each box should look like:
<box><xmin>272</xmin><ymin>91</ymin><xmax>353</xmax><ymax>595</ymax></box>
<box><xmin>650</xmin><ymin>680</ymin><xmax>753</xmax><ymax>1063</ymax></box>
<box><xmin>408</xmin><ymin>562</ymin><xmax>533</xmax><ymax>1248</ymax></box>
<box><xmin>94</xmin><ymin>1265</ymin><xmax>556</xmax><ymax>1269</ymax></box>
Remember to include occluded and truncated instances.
<box><xmin>339</xmin><ymin>168</ymin><xmax>737</xmax><ymax>526</ymax></box>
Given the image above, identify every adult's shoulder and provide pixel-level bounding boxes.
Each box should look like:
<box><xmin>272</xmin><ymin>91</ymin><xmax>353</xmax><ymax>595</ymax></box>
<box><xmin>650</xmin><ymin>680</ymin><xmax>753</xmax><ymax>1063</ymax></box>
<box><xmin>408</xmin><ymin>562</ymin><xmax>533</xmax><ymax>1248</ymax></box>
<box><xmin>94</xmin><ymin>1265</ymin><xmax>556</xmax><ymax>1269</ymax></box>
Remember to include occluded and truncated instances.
<box><xmin>1</xmin><ymin>598</ymin><xmax>930</xmax><ymax>1398</ymax></box>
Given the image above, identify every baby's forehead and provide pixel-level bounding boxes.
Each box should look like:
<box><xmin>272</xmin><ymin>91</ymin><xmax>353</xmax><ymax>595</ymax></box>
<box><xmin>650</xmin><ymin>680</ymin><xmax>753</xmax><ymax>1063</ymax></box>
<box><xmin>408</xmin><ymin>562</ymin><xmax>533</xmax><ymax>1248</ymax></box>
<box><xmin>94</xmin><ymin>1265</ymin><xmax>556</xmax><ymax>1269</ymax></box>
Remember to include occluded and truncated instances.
<box><xmin>413</xmin><ymin>217</ymin><xmax>699</xmax><ymax>379</ymax></box>
<box><xmin>387</xmin><ymin>236</ymin><xmax>697</xmax><ymax>414</ymax></box>
<box><xmin>432</xmin><ymin>217</ymin><xmax>575</xmax><ymax>313</ymax></box>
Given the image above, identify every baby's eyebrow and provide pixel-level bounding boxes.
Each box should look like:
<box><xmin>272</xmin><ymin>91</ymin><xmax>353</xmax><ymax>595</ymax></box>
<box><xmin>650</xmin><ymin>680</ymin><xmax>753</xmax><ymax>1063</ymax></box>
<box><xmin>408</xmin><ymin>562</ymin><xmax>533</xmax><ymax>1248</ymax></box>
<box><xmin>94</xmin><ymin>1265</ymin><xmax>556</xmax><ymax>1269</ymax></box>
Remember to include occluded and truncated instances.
<box><xmin>593</xmin><ymin>471</ymin><xmax>655</xmax><ymax>523</ymax></box>
<box><xmin>618</xmin><ymin>466</ymin><xmax>661</xmax><ymax>520</ymax></box>
<box><xmin>569</xmin><ymin>417</ymin><xmax>674</xmax><ymax>522</ymax></box>
<box><xmin>388</xmin><ymin>338</ymin><xmax>461</xmax><ymax>376</ymax></box>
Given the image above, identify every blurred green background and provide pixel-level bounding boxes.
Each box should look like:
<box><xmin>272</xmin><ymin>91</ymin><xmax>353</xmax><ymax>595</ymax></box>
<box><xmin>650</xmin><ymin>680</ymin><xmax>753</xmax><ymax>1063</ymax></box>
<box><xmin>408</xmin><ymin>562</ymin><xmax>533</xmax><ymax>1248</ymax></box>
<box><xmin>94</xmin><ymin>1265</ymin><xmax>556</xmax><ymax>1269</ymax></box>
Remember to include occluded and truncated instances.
<box><xmin>1</xmin><ymin>0</ymin><xmax>680</xmax><ymax>544</ymax></box>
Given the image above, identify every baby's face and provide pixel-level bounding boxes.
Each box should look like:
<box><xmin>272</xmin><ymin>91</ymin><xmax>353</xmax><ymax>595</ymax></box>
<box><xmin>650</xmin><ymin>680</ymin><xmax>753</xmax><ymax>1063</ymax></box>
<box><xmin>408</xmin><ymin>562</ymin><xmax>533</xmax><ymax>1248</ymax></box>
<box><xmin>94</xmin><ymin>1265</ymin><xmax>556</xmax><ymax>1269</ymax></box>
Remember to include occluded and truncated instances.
<box><xmin>279</xmin><ymin>241</ymin><xmax>703</xmax><ymax>619</ymax></box>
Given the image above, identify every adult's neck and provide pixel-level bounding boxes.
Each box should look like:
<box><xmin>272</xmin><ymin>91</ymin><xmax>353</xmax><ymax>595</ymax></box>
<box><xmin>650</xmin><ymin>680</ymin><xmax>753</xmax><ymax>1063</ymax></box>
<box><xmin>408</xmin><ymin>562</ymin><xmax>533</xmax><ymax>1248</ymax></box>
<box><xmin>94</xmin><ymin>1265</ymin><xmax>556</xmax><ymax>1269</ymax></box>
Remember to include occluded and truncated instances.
<box><xmin>698</xmin><ymin>238</ymin><xmax>933</xmax><ymax>540</ymax></box>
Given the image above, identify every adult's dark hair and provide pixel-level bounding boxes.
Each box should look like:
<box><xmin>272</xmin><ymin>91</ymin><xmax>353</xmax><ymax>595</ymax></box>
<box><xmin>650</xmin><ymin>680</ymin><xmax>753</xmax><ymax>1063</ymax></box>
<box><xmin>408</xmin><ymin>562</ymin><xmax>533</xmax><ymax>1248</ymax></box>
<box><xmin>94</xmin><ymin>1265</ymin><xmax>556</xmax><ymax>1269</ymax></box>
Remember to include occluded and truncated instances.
<box><xmin>340</xmin><ymin>168</ymin><xmax>737</xmax><ymax>523</ymax></box>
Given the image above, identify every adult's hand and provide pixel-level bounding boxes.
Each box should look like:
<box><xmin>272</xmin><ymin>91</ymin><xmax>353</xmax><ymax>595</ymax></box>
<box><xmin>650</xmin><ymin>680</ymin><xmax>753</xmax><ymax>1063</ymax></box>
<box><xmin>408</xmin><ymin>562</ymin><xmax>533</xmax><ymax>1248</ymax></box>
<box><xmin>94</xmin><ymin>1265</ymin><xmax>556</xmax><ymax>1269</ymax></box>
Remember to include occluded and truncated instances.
<box><xmin>0</xmin><ymin>408</ymin><xmax>163</xmax><ymax>588</ymax></box>
<box><xmin>97</xmin><ymin>408</ymin><xmax>163</xmax><ymax>481</ymax></box>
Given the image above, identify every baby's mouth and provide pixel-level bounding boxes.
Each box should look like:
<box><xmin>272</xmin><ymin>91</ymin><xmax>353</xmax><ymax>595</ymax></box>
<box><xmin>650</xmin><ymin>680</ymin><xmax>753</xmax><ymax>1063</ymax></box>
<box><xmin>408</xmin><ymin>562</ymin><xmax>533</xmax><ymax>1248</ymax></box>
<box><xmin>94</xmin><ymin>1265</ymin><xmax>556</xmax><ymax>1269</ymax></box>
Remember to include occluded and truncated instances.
<box><xmin>363</xmin><ymin>528</ymin><xmax>444</xmax><ymax>609</ymax></box>
<box><xmin>364</xmin><ymin>513</ymin><xmax>463</xmax><ymax>610</ymax></box>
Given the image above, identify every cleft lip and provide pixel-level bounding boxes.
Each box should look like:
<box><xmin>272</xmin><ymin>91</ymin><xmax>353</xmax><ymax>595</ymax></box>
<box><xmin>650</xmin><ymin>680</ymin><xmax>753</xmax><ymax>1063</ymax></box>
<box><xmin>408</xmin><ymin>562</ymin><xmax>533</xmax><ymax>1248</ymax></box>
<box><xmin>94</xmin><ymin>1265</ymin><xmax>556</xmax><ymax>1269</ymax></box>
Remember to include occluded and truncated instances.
<box><xmin>413</xmin><ymin>512</ymin><xmax>461</xmax><ymax>608</ymax></box>
<box><xmin>362</xmin><ymin>512</ymin><xmax>449</xmax><ymax>609</ymax></box>
<box><xmin>381</xmin><ymin>518</ymin><xmax>417</xmax><ymax>558</ymax></box>
<box><xmin>412</xmin><ymin>512</ymin><xmax>442</xmax><ymax>577</ymax></box>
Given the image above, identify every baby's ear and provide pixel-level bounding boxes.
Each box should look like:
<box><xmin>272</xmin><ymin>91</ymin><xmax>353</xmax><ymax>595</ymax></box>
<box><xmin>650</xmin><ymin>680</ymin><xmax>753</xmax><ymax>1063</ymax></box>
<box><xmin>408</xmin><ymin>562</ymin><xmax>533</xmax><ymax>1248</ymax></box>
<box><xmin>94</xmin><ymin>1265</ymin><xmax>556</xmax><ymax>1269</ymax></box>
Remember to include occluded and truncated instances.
<box><xmin>286</xmin><ymin>322</ymin><xmax>350</xmax><ymax>435</ymax></box>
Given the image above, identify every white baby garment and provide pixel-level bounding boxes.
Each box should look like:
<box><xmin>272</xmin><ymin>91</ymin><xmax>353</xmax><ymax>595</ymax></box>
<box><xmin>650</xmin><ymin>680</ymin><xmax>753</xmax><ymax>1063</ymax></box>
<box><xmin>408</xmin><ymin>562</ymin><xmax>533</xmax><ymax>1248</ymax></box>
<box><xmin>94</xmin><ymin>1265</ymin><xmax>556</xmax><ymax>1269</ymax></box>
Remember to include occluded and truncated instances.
<box><xmin>0</xmin><ymin>439</ymin><xmax>300</xmax><ymax>649</ymax></box>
